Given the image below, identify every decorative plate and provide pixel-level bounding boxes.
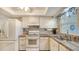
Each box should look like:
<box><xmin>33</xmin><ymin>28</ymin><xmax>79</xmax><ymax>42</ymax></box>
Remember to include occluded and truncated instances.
<box><xmin>70</xmin><ymin>25</ymin><xmax>75</xmax><ymax>31</ymax></box>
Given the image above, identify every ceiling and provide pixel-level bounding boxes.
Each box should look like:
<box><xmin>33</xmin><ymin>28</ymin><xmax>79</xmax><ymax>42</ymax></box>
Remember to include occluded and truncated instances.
<box><xmin>0</xmin><ymin>7</ymin><xmax>65</xmax><ymax>18</ymax></box>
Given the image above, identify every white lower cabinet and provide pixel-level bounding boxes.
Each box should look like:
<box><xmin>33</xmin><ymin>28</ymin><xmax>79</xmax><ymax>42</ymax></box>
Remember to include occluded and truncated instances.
<box><xmin>59</xmin><ymin>44</ymin><xmax>70</xmax><ymax>51</ymax></box>
<box><xmin>0</xmin><ymin>41</ymin><xmax>16</xmax><ymax>51</ymax></box>
<box><xmin>19</xmin><ymin>36</ymin><xmax>26</xmax><ymax>51</ymax></box>
<box><xmin>50</xmin><ymin>38</ymin><xmax>59</xmax><ymax>51</ymax></box>
<box><xmin>50</xmin><ymin>38</ymin><xmax>70</xmax><ymax>51</ymax></box>
<box><xmin>40</xmin><ymin>37</ymin><xmax>49</xmax><ymax>51</ymax></box>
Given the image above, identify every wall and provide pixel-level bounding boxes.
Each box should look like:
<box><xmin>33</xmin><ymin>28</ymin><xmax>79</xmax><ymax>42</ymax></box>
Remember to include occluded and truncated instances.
<box><xmin>22</xmin><ymin>16</ymin><xmax>39</xmax><ymax>28</ymax></box>
<box><xmin>0</xmin><ymin>13</ymin><xmax>9</xmax><ymax>37</ymax></box>
<box><xmin>47</xmin><ymin>17</ymin><xmax>57</xmax><ymax>28</ymax></box>
<box><xmin>0</xmin><ymin>14</ymin><xmax>19</xmax><ymax>51</ymax></box>
<box><xmin>0</xmin><ymin>14</ymin><xmax>8</xmax><ymax>26</ymax></box>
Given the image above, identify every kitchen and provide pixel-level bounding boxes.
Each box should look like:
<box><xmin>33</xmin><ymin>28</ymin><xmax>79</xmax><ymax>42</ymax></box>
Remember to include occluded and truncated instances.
<box><xmin>0</xmin><ymin>7</ymin><xmax>79</xmax><ymax>51</ymax></box>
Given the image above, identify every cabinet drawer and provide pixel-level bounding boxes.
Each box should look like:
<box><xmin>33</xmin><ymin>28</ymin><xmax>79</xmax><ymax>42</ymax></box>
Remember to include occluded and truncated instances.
<box><xmin>19</xmin><ymin>39</ymin><xmax>26</xmax><ymax>42</ymax></box>
<box><xmin>50</xmin><ymin>38</ymin><xmax>59</xmax><ymax>51</ymax></box>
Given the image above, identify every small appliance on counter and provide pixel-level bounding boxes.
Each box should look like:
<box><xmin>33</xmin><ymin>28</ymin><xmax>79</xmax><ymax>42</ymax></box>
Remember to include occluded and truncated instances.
<box><xmin>52</xmin><ymin>28</ymin><xmax>57</xmax><ymax>34</ymax></box>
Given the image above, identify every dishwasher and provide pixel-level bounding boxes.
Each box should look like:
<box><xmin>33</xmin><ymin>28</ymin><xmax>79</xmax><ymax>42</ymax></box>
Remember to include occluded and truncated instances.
<box><xmin>40</xmin><ymin>37</ymin><xmax>49</xmax><ymax>51</ymax></box>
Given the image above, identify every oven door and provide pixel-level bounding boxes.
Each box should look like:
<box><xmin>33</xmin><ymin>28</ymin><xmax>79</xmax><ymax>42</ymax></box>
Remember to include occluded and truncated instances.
<box><xmin>26</xmin><ymin>38</ymin><xmax>39</xmax><ymax>48</ymax></box>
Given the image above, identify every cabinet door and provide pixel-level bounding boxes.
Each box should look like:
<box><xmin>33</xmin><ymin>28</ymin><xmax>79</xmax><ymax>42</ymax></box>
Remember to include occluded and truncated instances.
<box><xmin>19</xmin><ymin>40</ymin><xmax>26</xmax><ymax>50</ymax></box>
<box><xmin>19</xmin><ymin>37</ymin><xmax>26</xmax><ymax>50</ymax></box>
<box><xmin>59</xmin><ymin>44</ymin><xmax>70</xmax><ymax>51</ymax></box>
<box><xmin>0</xmin><ymin>41</ymin><xmax>15</xmax><ymax>51</ymax></box>
<box><xmin>40</xmin><ymin>37</ymin><xmax>49</xmax><ymax>50</ymax></box>
<box><xmin>19</xmin><ymin>38</ymin><xmax>26</xmax><ymax>45</ymax></box>
<box><xmin>50</xmin><ymin>38</ymin><xmax>59</xmax><ymax>51</ymax></box>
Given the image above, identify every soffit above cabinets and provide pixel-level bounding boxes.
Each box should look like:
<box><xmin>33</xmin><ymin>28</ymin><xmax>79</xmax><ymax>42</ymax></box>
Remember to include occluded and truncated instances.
<box><xmin>0</xmin><ymin>7</ymin><xmax>65</xmax><ymax>18</ymax></box>
<box><xmin>46</xmin><ymin>7</ymin><xmax>66</xmax><ymax>16</ymax></box>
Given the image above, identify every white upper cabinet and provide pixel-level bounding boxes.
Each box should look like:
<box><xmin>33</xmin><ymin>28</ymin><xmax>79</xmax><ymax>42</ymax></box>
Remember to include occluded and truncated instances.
<box><xmin>40</xmin><ymin>17</ymin><xmax>50</xmax><ymax>28</ymax></box>
<box><xmin>22</xmin><ymin>16</ymin><xmax>57</xmax><ymax>28</ymax></box>
<box><xmin>40</xmin><ymin>17</ymin><xmax>57</xmax><ymax>28</ymax></box>
<box><xmin>22</xmin><ymin>17</ymin><xmax>39</xmax><ymax>28</ymax></box>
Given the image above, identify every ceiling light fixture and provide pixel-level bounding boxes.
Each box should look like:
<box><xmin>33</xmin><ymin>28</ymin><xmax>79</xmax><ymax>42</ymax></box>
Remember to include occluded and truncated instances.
<box><xmin>19</xmin><ymin>7</ymin><xmax>29</xmax><ymax>11</ymax></box>
<box><xmin>20</xmin><ymin>7</ymin><xmax>24</xmax><ymax>10</ymax></box>
<box><xmin>25</xmin><ymin>7</ymin><xmax>29</xmax><ymax>11</ymax></box>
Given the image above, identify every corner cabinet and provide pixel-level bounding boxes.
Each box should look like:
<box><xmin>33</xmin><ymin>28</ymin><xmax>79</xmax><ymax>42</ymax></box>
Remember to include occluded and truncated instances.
<box><xmin>49</xmin><ymin>38</ymin><xmax>70</xmax><ymax>51</ymax></box>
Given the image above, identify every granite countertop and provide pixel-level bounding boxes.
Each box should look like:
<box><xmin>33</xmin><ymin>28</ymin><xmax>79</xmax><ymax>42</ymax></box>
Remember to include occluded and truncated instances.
<box><xmin>50</xmin><ymin>36</ymin><xmax>79</xmax><ymax>51</ymax></box>
<box><xmin>40</xmin><ymin>34</ymin><xmax>49</xmax><ymax>37</ymax></box>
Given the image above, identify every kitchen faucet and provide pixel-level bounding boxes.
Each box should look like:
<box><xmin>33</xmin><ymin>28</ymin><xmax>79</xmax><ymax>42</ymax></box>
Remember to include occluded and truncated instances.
<box><xmin>66</xmin><ymin>30</ymin><xmax>71</xmax><ymax>41</ymax></box>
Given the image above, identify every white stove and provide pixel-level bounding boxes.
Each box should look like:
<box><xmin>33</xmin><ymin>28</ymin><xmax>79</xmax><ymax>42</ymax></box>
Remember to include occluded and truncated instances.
<box><xmin>26</xmin><ymin>25</ymin><xmax>40</xmax><ymax>51</ymax></box>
